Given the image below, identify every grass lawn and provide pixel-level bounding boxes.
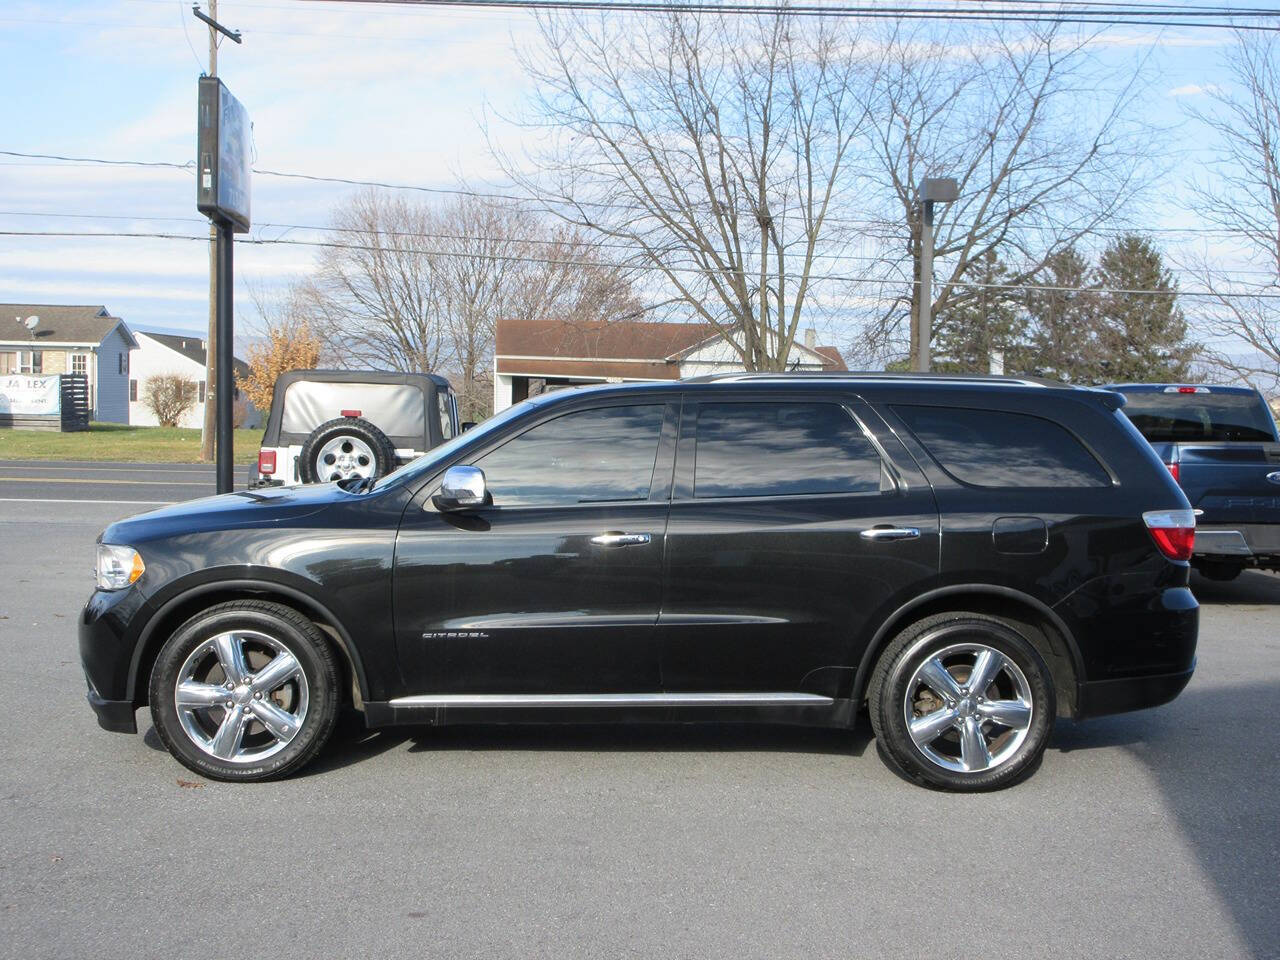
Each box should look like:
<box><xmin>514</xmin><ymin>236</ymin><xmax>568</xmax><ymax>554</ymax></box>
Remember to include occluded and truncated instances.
<box><xmin>0</xmin><ymin>422</ymin><xmax>265</xmax><ymax>464</ymax></box>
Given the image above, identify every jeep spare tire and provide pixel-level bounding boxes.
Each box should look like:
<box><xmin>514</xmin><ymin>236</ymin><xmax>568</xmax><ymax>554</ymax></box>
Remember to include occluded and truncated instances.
<box><xmin>299</xmin><ymin>417</ymin><xmax>398</xmax><ymax>484</ymax></box>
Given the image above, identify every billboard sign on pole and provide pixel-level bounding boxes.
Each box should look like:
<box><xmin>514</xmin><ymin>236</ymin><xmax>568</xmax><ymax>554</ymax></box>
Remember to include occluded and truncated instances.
<box><xmin>196</xmin><ymin>76</ymin><xmax>251</xmax><ymax>232</ymax></box>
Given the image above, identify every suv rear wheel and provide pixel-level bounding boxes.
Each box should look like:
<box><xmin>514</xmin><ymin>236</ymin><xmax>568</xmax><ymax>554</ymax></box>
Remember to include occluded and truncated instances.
<box><xmin>299</xmin><ymin>416</ymin><xmax>398</xmax><ymax>484</ymax></box>
<box><xmin>868</xmin><ymin>612</ymin><xmax>1055</xmax><ymax>791</ymax></box>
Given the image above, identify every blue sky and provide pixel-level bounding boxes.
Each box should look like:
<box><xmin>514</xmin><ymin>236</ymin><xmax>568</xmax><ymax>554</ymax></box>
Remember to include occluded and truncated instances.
<box><xmin>0</xmin><ymin>0</ymin><xmax>1267</xmax><ymax>349</ymax></box>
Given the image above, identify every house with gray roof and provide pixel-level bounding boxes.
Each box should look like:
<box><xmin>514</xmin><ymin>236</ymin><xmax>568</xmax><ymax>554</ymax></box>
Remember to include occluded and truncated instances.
<box><xmin>1</xmin><ymin>303</ymin><xmax>138</xmax><ymax>423</ymax></box>
<box><xmin>129</xmin><ymin>331</ymin><xmax>261</xmax><ymax>429</ymax></box>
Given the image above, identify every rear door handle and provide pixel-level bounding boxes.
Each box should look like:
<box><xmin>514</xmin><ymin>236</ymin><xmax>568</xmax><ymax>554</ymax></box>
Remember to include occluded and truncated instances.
<box><xmin>590</xmin><ymin>532</ymin><xmax>652</xmax><ymax>547</ymax></box>
<box><xmin>860</xmin><ymin>526</ymin><xmax>920</xmax><ymax>542</ymax></box>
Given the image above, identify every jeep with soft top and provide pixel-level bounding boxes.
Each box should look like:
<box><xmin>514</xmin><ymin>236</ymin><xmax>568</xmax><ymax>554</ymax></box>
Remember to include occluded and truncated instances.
<box><xmin>251</xmin><ymin>369</ymin><xmax>460</xmax><ymax>487</ymax></box>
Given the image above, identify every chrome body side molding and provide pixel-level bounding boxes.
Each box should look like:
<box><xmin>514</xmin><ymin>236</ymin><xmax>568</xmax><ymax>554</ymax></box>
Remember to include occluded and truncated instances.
<box><xmin>387</xmin><ymin>692</ymin><xmax>834</xmax><ymax>708</ymax></box>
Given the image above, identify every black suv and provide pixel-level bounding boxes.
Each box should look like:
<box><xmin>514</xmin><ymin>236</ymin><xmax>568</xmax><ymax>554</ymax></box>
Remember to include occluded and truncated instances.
<box><xmin>81</xmin><ymin>374</ymin><xmax>1197</xmax><ymax>791</ymax></box>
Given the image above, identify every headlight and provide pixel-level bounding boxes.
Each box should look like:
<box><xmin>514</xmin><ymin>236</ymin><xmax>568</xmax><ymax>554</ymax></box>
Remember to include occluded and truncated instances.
<box><xmin>96</xmin><ymin>544</ymin><xmax>145</xmax><ymax>591</ymax></box>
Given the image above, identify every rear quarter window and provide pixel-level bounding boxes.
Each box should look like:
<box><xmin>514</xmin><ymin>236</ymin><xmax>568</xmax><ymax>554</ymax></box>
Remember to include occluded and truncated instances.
<box><xmin>893</xmin><ymin>405</ymin><xmax>1111</xmax><ymax>488</ymax></box>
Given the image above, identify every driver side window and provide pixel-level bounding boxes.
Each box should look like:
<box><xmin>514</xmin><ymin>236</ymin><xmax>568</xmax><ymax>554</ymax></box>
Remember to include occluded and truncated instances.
<box><xmin>475</xmin><ymin>404</ymin><xmax>666</xmax><ymax>507</ymax></box>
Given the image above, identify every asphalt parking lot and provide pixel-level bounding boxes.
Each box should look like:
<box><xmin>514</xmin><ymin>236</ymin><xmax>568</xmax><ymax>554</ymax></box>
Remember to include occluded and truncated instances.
<box><xmin>1</xmin><ymin>462</ymin><xmax>1278</xmax><ymax>959</ymax></box>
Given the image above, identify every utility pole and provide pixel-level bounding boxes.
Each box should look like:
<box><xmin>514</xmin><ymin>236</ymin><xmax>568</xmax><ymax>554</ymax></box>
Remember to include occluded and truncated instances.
<box><xmin>914</xmin><ymin>176</ymin><xmax>958</xmax><ymax>373</ymax></box>
<box><xmin>193</xmin><ymin>2</ymin><xmax>244</xmax><ymax>493</ymax></box>
<box><xmin>199</xmin><ymin>0</ymin><xmax>218</xmax><ymax>463</ymax></box>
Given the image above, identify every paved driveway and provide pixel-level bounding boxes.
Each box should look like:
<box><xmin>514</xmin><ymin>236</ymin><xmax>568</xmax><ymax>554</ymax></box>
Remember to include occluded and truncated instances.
<box><xmin>0</xmin><ymin>489</ymin><xmax>1277</xmax><ymax>959</ymax></box>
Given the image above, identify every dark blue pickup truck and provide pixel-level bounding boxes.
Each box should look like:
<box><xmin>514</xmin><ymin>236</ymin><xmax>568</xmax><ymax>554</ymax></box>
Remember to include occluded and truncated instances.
<box><xmin>1107</xmin><ymin>383</ymin><xmax>1280</xmax><ymax>580</ymax></box>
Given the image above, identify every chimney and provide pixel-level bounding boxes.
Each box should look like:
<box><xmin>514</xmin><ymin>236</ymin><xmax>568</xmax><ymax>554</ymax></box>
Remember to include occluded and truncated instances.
<box><xmin>803</xmin><ymin>328</ymin><xmax>816</xmax><ymax>350</ymax></box>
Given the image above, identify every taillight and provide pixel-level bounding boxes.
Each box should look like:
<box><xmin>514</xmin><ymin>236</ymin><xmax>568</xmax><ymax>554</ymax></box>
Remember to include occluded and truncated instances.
<box><xmin>340</xmin><ymin>409</ymin><xmax>362</xmax><ymax>418</ymax></box>
<box><xmin>1165</xmin><ymin>462</ymin><xmax>1180</xmax><ymax>484</ymax></box>
<box><xmin>1143</xmin><ymin>509</ymin><xmax>1195</xmax><ymax>562</ymax></box>
<box><xmin>258</xmin><ymin>449</ymin><xmax>277</xmax><ymax>475</ymax></box>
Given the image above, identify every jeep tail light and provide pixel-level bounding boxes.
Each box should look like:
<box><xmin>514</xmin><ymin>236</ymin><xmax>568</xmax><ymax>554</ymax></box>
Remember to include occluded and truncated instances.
<box><xmin>1143</xmin><ymin>509</ymin><xmax>1195</xmax><ymax>562</ymax></box>
<box><xmin>258</xmin><ymin>449</ymin><xmax>277</xmax><ymax>476</ymax></box>
<box><xmin>341</xmin><ymin>409</ymin><xmax>362</xmax><ymax>418</ymax></box>
<box><xmin>1165</xmin><ymin>462</ymin><xmax>1180</xmax><ymax>484</ymax></box>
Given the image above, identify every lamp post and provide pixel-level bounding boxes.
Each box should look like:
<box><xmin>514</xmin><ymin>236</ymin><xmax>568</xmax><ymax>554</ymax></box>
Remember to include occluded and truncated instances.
<box><xmin>915</xmin><ymin>176</ymin><xmax>958</xmax><ymax>373</ymax></box>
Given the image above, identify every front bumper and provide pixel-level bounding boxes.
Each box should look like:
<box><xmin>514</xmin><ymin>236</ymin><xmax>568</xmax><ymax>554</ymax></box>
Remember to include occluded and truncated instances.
<box><xmin>87</xmin><ymin>683</ymin><xmax>138</xmax><ymax>734</ymax></box>
<box><xmin>80</xmin><ymin>586</ymin><xmax>152</xmax><ymax>734</ymax></box>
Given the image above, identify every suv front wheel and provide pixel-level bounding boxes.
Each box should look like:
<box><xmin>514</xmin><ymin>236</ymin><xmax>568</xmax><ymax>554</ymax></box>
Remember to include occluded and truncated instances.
<box><xmin>148</xmin><ymin>601</ymin><xmax>341</xmax><ymax>781</ymax></box>
<box><xmin>868</xmin><ymin>612</ymin><xmax>1055</xmax><ymax>791</ymax></box>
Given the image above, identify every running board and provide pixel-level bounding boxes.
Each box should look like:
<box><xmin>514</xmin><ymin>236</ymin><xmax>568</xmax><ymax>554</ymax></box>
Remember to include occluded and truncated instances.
<box><xmin>386</xmin><ymin>692</ymin><xmax>833</xmax><ymax>709</ymax></box>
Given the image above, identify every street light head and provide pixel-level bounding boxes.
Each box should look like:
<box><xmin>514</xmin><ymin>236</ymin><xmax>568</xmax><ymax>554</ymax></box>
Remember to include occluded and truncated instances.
<box><xmin>921</xmin><ymin>177</ymin><xmax>959</xmax><ymax>203</ymax></box>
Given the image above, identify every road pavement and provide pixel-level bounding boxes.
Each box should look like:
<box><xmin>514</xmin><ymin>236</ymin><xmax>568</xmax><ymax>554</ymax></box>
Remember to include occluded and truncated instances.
<box><xmin>0</xmin><ymin>460</ymin><xmax>218</xmax><ymax>506</ymax></box>
<box><xmin>0</xmin><ymin>467</ymin><xmax>1278</xmax><ymax>959</ymax></box>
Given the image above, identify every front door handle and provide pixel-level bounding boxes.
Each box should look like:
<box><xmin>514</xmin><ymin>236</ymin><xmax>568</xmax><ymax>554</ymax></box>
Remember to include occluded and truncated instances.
<box><xmin>590</xmin><ymin>532</ymin><xmax>652</xmax><ymax>547</ymax></box>
<box><xmin>860</xmin><ymin>526</ymin><xmax>920</xmax><ymax>542</ymax></box>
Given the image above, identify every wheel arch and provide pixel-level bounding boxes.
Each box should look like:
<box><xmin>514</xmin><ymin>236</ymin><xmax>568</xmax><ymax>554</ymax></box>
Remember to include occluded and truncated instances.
<box><xmin>129</xmin><ymin>579</ymin><xmax>370</xmax><ymax>710</ymax></box>
<box><xmin>853</xmin><ymin>585</ymin><xmax>1083</xmax><ymax>718</ymax></box>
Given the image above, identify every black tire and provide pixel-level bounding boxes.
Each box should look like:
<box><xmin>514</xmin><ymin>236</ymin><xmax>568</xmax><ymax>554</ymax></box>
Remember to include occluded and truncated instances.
<box><xmin>148</xmin><ymin>600</ymin><xmax>341</xmax><ymax>782</ymax></box>
<box><xmin>867</xmin><ymin>612</ymin><xmax>1055</xmax><ymax>792</ymax></box>
<box><xmin>1195</xmin><ymin>561</ymin><xmax>1243</xmax><ymax>582</ymax></box>
<box><xmin>298</xmin><ymin>417</ymin><xmax>398</xmax><ymax>484</ymax></box>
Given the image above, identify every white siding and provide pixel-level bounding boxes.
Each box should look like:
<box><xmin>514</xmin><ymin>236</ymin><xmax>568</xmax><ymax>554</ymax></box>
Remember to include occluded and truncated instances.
<box><xmin>129</xmin><ymin>333</ymin><xmax>262</xmax><ymax>428</ymax></box>
<box><xmin>677</xmin><ymin>335</ymin><xmax>830</xmax><ymax>378</ymax></box>
<box><xmin>93</xmin><ymin>325</ymin><xmax>133</xmax><ymax>423</ymax></box>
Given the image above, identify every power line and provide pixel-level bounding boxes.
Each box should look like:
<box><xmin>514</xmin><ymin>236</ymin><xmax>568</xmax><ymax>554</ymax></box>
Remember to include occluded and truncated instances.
<box><xmin>3</xmin><ymin>228</ymin><xmax>1276</xmax><ymax>299</ymax></box>
<box><xmin>0</xmin><ymin>150</ymin><xmax>1267</xmax><ymax>241</ymax></box>
<box><xmin>304</xmin><ymin>0</ymin><xmax>1280</xmax><ymax>31</ymax></box>
<box><xmin>6</xmin><ymin>208</ymin><xmax>1279</xmax><ymax>279</ymax></box>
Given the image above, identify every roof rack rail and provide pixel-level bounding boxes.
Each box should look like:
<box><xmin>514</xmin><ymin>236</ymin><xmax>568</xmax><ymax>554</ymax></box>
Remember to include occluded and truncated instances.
<box><xmin>679</xmin><ymin>370</ymin><xmax>1064</xmax><ymax>388</ymax></box>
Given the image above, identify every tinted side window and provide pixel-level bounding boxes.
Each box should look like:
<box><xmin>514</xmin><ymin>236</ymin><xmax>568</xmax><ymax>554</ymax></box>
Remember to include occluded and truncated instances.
<box><xmin>477</xmin><ymin>405</ymin><xmax>665</xmax><ymax>506</ymax></box>
<box><xmin>893</xmin><ymin>405</ymin><xmax>1109</xmax><ymax>488</ymax></box>
<box><xmin>694</xmin><ymin>402</ymin><xmax>882</xmax><ymax>498</ymax></box>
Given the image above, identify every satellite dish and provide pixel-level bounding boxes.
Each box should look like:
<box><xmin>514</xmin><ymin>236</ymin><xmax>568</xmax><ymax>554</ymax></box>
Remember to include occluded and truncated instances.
<box><xmin>23</xmin><ymin>316</ymin><xmax>39</xmax><ymax>331</ymax></box>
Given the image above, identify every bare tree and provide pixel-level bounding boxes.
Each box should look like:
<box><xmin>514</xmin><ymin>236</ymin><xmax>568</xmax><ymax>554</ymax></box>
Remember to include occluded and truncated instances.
<box><xmin>864</xmin><ymin>22</ymin><xmax>1157</xmax><ymax>365</ymax></box>
<box><xmin>506</xmin><ymin>10</ymin><xmax>877</xmax><ymax>371</ymax></box>
<box><xmin>1186</xmin><ymin>31</ymin><xmax>1280</xmax><ymax>389</ymax></box>
<box><xmin>303</xmin><ymin>189</ymin><xmax>450</xmax><ymax>376</ymax></box>
<box><xmin>297</xmin><ymin>190</ymin><xmax>641</xmax><ymax>419</ymax></box>
<box><xmin>430</xmin><ymin>200</ymin><xmax>644</xmax><ymax>418</ymax></box>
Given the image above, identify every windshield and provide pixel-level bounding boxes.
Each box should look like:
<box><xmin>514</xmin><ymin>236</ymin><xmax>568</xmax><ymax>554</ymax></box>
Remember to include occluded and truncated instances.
<box><xmin>372</xmin><ymin>395</ymin><xmax>547</xmax><ymax>491</ymax></box>
<box><xmin>1119</xmin><ymin>390</ymin><xmax>1278</xmax><ymax>443</ymax></box>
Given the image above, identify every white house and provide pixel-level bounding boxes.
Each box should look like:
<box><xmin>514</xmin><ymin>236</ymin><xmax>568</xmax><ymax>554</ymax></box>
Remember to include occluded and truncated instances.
<box><xmin>0</xmin><ymin>303</ymin><xmax>137</xmax><ymax>423</ymax></box>
<box><xmin>129</xmin><ymin>331</ymin><xmax>262</xmax><ymax>428</ymax></box>
<box><xmin>493</xmin><ymin>318</ymin><xmax>845</xmax><ymax>412</ymax></box>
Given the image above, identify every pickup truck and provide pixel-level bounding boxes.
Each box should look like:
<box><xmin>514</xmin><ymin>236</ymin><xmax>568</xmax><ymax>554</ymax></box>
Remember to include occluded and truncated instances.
<box><xmin>1108</xmin><ymin>383</ymin><xmax>1280</xmax><ymax>580</ymax></box>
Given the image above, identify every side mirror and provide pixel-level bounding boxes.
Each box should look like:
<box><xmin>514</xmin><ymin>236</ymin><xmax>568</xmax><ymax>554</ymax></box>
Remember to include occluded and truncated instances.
<box><xmin>433</xmin><ymin>464</ymin><xmax>488</xmax><ymax>512</ymax></box>
<box><xmin>461</xmin><ymin>421</ymin><xmax>477</xmax><ymax>433</ymax></box>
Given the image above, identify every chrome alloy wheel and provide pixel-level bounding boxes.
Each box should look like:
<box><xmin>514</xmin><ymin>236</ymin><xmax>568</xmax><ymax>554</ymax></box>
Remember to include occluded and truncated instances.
<box><xmin>174</xmin><ymin>630</ymin><xmax>309</xmax><ymax>764</ymax></box>
<box><xmin>316</xmin><ymin>434</ymin><xmax>376</xmax><ymax>482</ymax></box>
<box><xmin>903</xmin><ymin>642</ymin><xmax>1033</xmax><ymax>774</ymax></box>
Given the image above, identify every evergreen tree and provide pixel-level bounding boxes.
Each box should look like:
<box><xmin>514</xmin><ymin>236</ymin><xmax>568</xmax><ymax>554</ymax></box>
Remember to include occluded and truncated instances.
<box><xmin>1024</xmin><ymin>246</ymin><xmax>1103</xmax><ymax>383</ymax></box>
<box><xmin>1094</xmin><ymin>234</ymin><xmax>1197</xmax><ymax>383</ymax></box>
<box><xmin>933</xmin><ymin>250</ymin><xmax>1026</xmax><ymax>374</ymax></box>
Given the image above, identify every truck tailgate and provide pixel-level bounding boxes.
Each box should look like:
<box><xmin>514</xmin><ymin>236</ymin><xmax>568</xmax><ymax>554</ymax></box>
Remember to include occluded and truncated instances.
<box><xmin>1176</xmin><ymin>442</ymin><xmax>1280</xmax><ymax>524</ymax></box>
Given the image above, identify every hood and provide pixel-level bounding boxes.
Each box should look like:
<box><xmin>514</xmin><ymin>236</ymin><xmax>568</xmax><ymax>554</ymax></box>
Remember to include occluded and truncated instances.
<box><xmin>100</xmin><ymin>482</ymin><xmax>354</xmax><ymax>545</ymax></box>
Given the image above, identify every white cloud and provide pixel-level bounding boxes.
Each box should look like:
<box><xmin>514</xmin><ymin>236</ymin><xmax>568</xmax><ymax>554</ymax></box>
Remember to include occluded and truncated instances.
<box><xmin>1169</xmin><ymin>84</ymin><xmax>1221</xmax><ymax>97</ymax></box>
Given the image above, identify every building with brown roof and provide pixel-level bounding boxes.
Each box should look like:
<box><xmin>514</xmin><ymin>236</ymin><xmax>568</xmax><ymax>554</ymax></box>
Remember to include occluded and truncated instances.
<box><xmin>494</xmin><ymin>318</ymin><xmax>846</xmax><ymax>411</ymax></box>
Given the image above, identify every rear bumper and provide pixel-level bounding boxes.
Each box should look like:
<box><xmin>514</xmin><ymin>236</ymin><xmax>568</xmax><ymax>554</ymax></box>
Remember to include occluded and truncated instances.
<box><xmin>1075</xmin><ymin>662</ymin><xmax>1195</xmax><ymax>719</ymax></box>
<box><xmin>1194</xmin><ymin>523</ymin><xmax>1280</xmax><ymax>566</ymax></box>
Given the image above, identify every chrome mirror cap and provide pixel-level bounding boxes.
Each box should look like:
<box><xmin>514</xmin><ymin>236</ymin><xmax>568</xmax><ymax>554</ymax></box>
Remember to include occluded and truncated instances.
<box><xmin>434</xmin><ymin>464</ymin><xmax>488</xmax><ymax>511</ymax></box>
